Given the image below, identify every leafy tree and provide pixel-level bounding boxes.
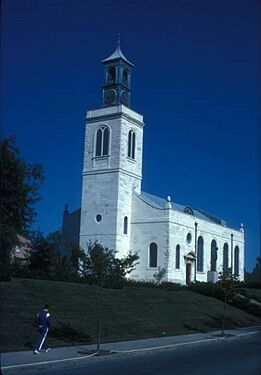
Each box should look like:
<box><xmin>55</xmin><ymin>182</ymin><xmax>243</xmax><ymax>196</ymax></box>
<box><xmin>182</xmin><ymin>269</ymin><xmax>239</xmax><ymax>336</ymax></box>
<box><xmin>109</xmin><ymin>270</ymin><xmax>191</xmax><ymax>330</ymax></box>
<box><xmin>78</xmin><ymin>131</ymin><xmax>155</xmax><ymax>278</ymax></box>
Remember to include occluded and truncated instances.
<box><xmin>29</xmin><ymin>232</ymin><xmax>56</xmax><ymax>278</ymax></box>
<box><xmin>81</xmin><ymin>241</ymin><xmax>139</xmax><ymax>288</ymax></box>
<box><xmin>246</xmin><ymin>257</ymin><xmax>261</xmax><ymax>284</ymax></box>
<box><xmin>80</xmin><ymin>241</ymin><xmax>139</xmax><ymax>352</ymax></box>
<box><xmin>153</xmin><ymin>267</ymin><xmax>167</xmax><ymax>285</ymax></box>
<box><xmin>0</xmin><ymin>137</ymin><xmax>43</xmax><ymax>281</ymax></box>
<box><xmin>29</xmin><ymin>231</ymin><xmax>85</xmax><ymax>281</ymax></box>
<box><xmin>218</xmin><ymin>269</ymin><xmax>238</xmax><ymax>336</ymax></box>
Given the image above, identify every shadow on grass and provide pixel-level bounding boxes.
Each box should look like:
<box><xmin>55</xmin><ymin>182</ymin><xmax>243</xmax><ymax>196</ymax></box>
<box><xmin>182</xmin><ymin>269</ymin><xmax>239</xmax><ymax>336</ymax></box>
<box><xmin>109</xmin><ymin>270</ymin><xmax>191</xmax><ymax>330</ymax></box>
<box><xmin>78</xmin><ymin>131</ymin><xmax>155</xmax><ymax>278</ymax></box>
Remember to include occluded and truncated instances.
<box><xmin>49</xmin><ymin>322</ymin><xmax>92</xmax><ymax>344</ymax></box>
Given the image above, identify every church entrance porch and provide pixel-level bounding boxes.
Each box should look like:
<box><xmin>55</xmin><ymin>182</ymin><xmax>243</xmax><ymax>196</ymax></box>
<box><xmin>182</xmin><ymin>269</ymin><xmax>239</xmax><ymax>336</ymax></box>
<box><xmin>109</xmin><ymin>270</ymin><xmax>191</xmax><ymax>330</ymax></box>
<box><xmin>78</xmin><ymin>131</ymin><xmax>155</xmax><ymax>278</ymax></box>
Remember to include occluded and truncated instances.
<box><xmin>184</xmin><ymin>251</ymin><xmax>196</xmax><ymax>285</ymax></box>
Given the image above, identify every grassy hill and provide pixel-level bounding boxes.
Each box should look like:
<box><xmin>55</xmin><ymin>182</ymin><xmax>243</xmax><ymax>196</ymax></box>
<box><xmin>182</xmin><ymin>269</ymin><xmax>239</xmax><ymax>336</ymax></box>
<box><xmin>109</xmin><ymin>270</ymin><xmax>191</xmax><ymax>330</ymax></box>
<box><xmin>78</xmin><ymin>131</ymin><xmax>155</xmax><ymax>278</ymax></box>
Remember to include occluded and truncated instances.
<box><xmin>0</xmin><ymin>278</ymin><xmax>259</xmax><ymax>352</ymax></box>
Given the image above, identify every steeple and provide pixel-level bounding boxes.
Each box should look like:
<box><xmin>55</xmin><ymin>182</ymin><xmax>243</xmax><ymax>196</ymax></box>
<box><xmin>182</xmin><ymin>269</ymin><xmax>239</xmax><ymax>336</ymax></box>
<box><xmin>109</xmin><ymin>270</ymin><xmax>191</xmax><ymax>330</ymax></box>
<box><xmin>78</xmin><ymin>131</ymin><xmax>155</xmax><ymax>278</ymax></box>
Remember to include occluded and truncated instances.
<box><xmin>101</xmin><ymin>39</ymin><xmax>134</xmax><ymax>108</ymax></box>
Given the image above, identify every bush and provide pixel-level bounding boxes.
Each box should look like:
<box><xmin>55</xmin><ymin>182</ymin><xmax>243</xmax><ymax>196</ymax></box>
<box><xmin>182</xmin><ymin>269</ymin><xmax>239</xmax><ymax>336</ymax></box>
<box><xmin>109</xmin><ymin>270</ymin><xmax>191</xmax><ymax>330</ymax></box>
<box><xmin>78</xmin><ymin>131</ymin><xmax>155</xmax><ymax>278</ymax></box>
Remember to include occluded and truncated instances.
<box><xmin>159</xmin><ymin>282</ymin><xmax>185</xmax><ymax>291</ymax></box>
<box><xmin>124</xmin><ymin>279</ymin><xmax>157</xmax><ymax>288</ymax></box>
<box><xmin>242</xmin><ymin>281</ymin><xmax>261</xmax><ymax>289</ymax></box>
<box><xmin>187</xmin><ymin>282</ymin><xmax>225</xmax><ymax>301</ymax></box>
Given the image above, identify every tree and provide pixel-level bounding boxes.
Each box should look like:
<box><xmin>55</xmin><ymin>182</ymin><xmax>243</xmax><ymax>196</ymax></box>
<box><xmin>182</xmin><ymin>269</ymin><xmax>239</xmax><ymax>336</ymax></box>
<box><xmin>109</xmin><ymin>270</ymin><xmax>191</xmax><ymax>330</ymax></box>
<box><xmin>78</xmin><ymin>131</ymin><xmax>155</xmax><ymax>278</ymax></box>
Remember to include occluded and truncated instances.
<box><xmin>81</xmin><ymin>242</ymin><xmax>139</xmax><ymax>352</ymax></box>
<box><xmin>81</xmin><ymin>241</ymin><xmax>139</xmax><ymax>288</ymax></box>
<box><xmin>29</xmin><ymin>232</ymin><xmax>56</xmax><ymax>278</ymax></box>
<box><xmin>29</xmin><ymin>231</ymin><xmax>85</xmax><ymax>281</ymax></box>
<box><xmin>218</xmin><ymin>269</ymin><xmax>238</xmax><ymax>336</ymax></box>
<box><xmin>0</xmin><ymin>137</ymin><xmax>44</xmax><ymax>281</ymax></box>
<box><xmin>153</xmin><ymin>267</ymin><xmax>167</xmax><ymax>285</ymax></box>
<box><xmin>246</xmin><ymin>257</ymin><xmax>261</xmax><ymax>284</ymax></box>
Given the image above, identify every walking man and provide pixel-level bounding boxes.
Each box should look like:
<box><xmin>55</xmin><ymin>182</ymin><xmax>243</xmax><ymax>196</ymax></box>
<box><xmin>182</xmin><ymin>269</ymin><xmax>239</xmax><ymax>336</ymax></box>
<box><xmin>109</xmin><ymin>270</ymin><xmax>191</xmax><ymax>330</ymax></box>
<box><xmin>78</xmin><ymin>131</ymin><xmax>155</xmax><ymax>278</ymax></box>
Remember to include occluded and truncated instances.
<box><xmin>34</xmin><ymin>304</ymin><xmax>51</xmax><ymax>354</ymax></box>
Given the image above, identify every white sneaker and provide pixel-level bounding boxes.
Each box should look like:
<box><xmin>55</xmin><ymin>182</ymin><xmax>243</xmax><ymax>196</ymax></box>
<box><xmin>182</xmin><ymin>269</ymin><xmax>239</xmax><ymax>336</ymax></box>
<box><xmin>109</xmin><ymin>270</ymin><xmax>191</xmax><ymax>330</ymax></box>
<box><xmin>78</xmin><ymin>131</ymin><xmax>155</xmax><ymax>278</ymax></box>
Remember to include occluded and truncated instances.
<box><xmin>33</xmin><ymin>350</ymin><xmax>40</xmax><ymax>354</ymax></box>
<box><xmin>45</xmin><ymin>348</ymin><xmax>51</xmax><ymax>352</ymax></box>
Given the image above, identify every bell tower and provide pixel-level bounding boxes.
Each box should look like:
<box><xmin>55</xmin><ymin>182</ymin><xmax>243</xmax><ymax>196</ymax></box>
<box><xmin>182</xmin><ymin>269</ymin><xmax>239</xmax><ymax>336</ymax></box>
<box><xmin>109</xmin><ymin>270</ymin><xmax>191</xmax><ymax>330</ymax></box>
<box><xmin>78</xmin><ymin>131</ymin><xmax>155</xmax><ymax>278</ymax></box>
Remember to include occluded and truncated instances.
<box><xmin>102</xmin><ymin>39</ymin><xmax>133</xmax><ymax>108</ymax></box>
<box><xmin>80</xmin><ymin>42</ymin><xmax>144</xmax><ymax>257</ymax></box>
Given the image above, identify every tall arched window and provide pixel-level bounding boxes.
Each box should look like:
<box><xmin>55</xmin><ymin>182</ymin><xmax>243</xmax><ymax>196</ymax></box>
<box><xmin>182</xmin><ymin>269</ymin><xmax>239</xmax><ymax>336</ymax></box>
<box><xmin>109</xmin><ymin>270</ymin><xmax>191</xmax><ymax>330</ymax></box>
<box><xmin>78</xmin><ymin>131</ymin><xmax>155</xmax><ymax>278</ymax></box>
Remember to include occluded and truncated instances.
<box><xmin>149</xmin><ymin>243</ymin><xmax>157</xmax><ymax>268</ymax></box>
<box><xmin>210</xmin><ymin>240</ymin><xmax>218</xmax><ymax>271</ymax></box>
<box><xmin>223</xmin><ymin>243</ymin><xmax>229</xmax><ymax>271</ymax></box>
<box><xmin>175</xmin><ymin>245</ymin><xmax>180</xmax><ymax>269</ymax></box>
<box><xmin>123</xmin><ymin>216</ymin><xmax>128</xmax><ymax>235</ymax></box>
<box><xmin>95</xmin><ymin>126</ymin><xmax>110</xmax><ymax>156</ymax></box>
<box><xmin>197</xmin><ymin>237</ymin><xmax>204</xmax><ymax>272</ymax></box>
<box><xmin>128</xmin><ymin>130</ymin><xmax>136</xmax><ymax>159</ymax></box>
<box><xmin>234</xmin><ymin>246</ymin><xmax>239</xmax><ymax>276</ymax></box>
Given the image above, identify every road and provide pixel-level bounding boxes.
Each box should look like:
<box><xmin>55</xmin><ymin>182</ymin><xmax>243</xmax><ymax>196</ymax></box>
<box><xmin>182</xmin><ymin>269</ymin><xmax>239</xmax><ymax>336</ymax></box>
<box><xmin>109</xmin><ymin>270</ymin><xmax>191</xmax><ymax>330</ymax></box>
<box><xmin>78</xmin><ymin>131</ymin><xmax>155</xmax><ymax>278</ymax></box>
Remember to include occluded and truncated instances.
<box><xmin>4</xmin><ymin>333</ymin><xmax>261</xmax><ymax>375</ymax></box>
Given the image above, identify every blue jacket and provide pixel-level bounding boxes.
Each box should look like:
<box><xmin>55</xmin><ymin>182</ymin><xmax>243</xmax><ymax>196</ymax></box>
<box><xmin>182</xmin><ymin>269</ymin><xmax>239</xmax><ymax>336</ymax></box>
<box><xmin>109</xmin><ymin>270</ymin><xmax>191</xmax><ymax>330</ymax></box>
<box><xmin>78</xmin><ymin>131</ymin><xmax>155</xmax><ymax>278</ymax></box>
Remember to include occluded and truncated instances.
<box><xmin>37</xmin><ymin>308</ymin><xmax>51</xmax><ymax>328</ymax></box>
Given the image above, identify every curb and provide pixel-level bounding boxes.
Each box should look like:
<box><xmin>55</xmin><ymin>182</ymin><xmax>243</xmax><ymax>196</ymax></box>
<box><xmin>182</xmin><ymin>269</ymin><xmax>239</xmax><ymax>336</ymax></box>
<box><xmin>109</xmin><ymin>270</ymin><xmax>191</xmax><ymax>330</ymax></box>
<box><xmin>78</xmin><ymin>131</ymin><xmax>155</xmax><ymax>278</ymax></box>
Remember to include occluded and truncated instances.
<box><xmin>1</xmin><ymin>330</ymin><xmax>259</xmax><ymax>374</ymax></box>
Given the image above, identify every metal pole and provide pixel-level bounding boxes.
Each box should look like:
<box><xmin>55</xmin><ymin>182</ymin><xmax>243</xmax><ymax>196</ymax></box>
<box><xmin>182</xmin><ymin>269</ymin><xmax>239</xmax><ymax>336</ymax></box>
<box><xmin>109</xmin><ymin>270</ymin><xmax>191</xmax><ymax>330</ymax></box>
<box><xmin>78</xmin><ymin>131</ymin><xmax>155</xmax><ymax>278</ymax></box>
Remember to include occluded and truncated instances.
<box><xmin>194</xmin><ymin>222</ymin><xmax>198</xmax><ymax>281</ymax></box>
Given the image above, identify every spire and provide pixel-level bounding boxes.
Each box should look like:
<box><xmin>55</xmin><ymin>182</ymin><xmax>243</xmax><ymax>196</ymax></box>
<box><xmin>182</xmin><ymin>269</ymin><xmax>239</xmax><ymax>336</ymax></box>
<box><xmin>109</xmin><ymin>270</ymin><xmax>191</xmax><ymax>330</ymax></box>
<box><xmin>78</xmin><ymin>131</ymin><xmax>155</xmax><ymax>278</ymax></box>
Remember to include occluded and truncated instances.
<box><xmin>101</xmin><ymin>37</ymin><xmax>134</xmax><ymax>107</ymax></box>
<box><xmin>102</xmin><ymin>37</ymin><xmax>134</xmax><ymax>67</ymax></box>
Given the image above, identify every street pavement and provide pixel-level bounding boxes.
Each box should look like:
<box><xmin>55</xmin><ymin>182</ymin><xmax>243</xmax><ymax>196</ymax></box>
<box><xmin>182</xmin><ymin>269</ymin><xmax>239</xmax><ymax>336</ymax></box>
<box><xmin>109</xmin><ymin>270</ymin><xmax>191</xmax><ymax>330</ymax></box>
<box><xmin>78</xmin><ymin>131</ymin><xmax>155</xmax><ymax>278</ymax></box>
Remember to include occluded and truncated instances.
<box><xmin>1</xmin><ymin>326</ymin><xmax>260</xmax><ymax>375</ymax></box>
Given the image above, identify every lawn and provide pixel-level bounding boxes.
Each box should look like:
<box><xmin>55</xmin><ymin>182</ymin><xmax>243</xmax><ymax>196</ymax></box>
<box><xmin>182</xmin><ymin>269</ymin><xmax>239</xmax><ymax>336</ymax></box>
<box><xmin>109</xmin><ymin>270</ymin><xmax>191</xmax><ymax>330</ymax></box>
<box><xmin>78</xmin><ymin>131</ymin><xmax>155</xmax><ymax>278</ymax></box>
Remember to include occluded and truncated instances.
<box><xmin>0</xmin><ymin>278</ymin><xmax>259</xmax><ymax>352</ymax></box>
<box><xmin>240</xmin><ymin>288</ymin><xmax>261</xmax><ymax>303</ymax></box>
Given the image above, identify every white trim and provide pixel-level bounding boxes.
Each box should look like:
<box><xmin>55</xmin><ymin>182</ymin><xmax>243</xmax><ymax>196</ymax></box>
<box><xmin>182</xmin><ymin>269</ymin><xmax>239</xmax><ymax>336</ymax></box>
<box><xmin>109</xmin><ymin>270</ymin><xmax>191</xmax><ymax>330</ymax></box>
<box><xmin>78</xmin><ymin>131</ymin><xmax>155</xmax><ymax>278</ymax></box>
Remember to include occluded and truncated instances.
<box><xmin>39</xmin><ymin>328</ymin><xmax>48</xmax><ymax>351</ymax></box>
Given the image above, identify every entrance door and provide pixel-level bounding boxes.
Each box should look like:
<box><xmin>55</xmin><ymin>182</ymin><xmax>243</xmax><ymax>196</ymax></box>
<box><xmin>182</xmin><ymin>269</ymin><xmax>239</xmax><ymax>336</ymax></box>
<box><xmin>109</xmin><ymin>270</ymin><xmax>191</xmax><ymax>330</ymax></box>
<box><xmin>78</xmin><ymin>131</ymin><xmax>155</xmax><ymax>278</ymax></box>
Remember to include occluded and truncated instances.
<box><xmin>186</xmin><ymin>263</ymin><xmax>192</xmax><ymax>285</ymax></box>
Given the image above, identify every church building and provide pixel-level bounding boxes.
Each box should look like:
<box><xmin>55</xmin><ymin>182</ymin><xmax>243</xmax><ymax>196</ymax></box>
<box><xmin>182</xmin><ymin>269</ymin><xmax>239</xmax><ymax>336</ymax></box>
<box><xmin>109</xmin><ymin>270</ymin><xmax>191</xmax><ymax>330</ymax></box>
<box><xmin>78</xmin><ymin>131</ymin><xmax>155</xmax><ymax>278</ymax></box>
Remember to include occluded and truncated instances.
<box><xmin>78</xmin><ymin>42</ymin><xmax>244</xmax><ymax>284</ymax></box>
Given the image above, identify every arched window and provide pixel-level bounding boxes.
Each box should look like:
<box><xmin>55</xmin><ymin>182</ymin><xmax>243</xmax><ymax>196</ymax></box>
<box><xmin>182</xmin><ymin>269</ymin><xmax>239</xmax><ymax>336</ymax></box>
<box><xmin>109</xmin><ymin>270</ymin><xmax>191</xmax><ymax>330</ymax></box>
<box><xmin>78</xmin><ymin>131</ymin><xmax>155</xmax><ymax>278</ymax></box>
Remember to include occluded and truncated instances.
<box><xmin>176</xmin><ymin>245</ymin><xmax>180</xmax><ymax>269</ymax></box>
<box><xmin>95</xmin><ymin>126</ymin><xmax>110</xmax><ymax>157</ymax></box>
<box><xmin>183</xmin><ymin>207</ymin><xmax>194</xmax><ymax>215</ymax></box>
<box><xmin>107</xmin><ymin>67</ymin><xmax>116</xmax><ymax>85</ymax></box>
<box><xmin>197</xmin><ymin>237</ymin><xmax>204</xmax><ymax>272</ymax></box>
<box><xmin>210</xmin><ymin>240</ymin><xmax>218</xmax><ymax>271</ymax></box>
<box><xmin>234</xmin><ymin>246</ymin><xmax>239</xmax><ymax>276</ymax></box>
<box><xmin>223</xmin><ymin>243</ymin><xmax>229</xmax><ymax>271</ymax></box>
<box><xmin>128</xmin><ymin>130</ymin><xmax>136</xmax><ymax>159</ymax></box>
<box><xmin>123</xmin><ymin>216</ymin><xmax>128</xmax><ymax>235</ymax></box>
<box><xmin>149</xmin><ymin>243</ymin><xmax>157</xmax><ymax>268</ymax></box>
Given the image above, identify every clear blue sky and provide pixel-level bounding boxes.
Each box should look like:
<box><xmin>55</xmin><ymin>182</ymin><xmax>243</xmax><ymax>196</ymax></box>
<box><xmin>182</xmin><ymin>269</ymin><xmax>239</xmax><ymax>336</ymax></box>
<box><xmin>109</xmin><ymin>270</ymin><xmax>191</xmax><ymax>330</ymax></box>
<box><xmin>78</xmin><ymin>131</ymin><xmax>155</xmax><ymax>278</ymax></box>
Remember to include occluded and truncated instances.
<box><xmin>2</xmin><ymin>0</ymin><xmax>260</xmax><ymax>271</ymax></box>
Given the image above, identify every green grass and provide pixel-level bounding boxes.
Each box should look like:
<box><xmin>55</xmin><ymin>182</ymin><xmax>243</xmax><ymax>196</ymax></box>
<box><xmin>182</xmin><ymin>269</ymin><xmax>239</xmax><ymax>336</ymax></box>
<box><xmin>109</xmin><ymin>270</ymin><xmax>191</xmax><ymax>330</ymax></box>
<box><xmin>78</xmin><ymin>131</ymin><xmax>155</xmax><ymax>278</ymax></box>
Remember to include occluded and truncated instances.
<box><xmin>240</xmin><ymin>288</ymin><xmax>261</xmax><ymax>303</ymax></box>
<box><xmin>0</xmin><ymin>278</ymin><xmax>259</xmax><ymax>352</ymax></box>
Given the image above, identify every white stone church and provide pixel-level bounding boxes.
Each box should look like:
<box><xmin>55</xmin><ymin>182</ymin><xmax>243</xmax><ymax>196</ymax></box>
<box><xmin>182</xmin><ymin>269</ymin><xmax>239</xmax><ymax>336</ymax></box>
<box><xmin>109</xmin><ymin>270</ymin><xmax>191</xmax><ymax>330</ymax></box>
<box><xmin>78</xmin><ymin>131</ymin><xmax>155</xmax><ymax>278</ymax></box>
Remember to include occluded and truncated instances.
<box><xmin>75</xmin><ymin>42</ymin><xmax>245</xmax><ymax>285</ymax></box>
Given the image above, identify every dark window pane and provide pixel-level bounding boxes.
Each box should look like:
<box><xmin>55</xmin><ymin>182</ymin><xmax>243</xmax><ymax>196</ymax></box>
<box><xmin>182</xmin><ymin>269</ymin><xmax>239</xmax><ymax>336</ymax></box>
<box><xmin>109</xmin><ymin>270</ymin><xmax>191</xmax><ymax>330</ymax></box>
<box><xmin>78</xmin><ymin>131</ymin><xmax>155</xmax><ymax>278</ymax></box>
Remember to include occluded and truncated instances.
<box><xmin>128</xmin><ymin>130</ymin><xmax>132</xmax><ymax>157</ymax></box>
<box><xmin>210</xmin><ymin>240</ymin><xmax>217</xmax><ymax>271</ymax></box>
<box><xmin>123</xmin><ymin>216</ymin><xmax>128</xmax><ymax>234</ymax></box>
<box><xmin>149</xmin><ymin>243</ymin><xmax>157</xmax><ymax>267</ymax></box>
<box><xmin>234</xmin><ymin>246</ymin><xmax>239</xmax><ymax>276</ymax></box>
<box><xmin>96</xmin><ymin>129</ymin><xmax>102</xmax><ymax>156</ymax></box>
<box><xmin>107</xmin><ymin>67</ymin><xmax>116</xmax><ymax>84</ymax></box>
<box><xmin>197</xmin><ymin>237</ymin><xmax>204</xmax><ymax>272</ymax></box>
<box><xmin>176</xmin><ymin>245</ymin><xmax>180</xmax><ymax>269</ymax></box>
<box><xmin>103</xmin><ymin>127</ymin><xmax>109</xmax><ymax>155</ymax></box>
<box><xmin>132</xmin><ymin>132</ymin><xmax>136</xmax><ymax>159</ymax></box>
<box><xmin>223</xmin><ymin>243</ymin><xmax>229</xmax><ymax>271</ymax></box>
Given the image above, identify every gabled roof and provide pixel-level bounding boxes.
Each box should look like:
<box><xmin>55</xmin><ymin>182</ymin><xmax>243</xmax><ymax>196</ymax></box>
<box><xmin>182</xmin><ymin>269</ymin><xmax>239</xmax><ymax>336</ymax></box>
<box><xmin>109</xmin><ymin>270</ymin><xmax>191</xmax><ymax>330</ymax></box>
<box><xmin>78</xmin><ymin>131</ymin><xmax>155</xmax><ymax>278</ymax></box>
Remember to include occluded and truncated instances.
<box><xmin>139</xmin><ymin>191</ymin><xmax>227</xmax><ymax>226</ymax></box>
<box><xmin>102</xmin><ymin>42</ymin><xmax>134</xmax><ymax>67</ymax></box>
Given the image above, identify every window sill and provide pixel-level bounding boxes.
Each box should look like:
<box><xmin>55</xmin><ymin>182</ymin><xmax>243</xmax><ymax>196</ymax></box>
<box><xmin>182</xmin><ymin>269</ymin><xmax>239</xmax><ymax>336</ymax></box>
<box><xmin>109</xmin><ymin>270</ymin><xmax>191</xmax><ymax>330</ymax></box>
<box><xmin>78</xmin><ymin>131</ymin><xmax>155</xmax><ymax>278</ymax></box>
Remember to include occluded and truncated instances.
<box><xmin>127</xmin><ymin>157</ymin><xmax>136</xmax><ymax>163</ymax></box>
<box><xmin>92</xmin><ymin>155</ymin><xmax>110</xmax><ymax>160</ymax></box>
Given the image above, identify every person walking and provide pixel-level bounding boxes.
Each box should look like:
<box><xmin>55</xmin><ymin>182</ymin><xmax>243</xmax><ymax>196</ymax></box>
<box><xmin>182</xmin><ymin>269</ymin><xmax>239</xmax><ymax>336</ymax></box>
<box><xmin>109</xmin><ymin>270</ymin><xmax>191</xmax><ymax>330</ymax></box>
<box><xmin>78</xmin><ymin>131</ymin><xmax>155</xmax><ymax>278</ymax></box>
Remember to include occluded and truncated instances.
<box><xmin>34</xmin><ymin>304</ymin><xmax>51</xmax><ymax>354</ymax></box>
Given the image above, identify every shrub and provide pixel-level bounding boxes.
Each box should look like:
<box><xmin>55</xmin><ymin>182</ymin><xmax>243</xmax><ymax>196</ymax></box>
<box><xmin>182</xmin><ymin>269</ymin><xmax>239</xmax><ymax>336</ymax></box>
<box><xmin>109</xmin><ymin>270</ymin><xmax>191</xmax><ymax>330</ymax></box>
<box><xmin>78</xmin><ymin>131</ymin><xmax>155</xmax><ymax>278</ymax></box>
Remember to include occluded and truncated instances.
<box><xmin>159</xmin><ymin>282</ymin><xmax>185</xmax><ymax>291</ymax></box>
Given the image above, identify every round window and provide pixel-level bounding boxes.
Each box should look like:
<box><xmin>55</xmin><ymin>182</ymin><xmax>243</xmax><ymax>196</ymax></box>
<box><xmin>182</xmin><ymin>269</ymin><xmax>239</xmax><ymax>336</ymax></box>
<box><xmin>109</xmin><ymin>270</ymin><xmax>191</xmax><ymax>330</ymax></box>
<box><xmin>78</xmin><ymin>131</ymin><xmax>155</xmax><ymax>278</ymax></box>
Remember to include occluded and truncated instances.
<box><xmin>96</xmin><ymin>214</ymin><xmax>102</xmax><ymax>222</ymax></box>
<box><xmin>186</xmin><ymin>232</ymin><xmax>192</xmax><ymax>244</ymax></box>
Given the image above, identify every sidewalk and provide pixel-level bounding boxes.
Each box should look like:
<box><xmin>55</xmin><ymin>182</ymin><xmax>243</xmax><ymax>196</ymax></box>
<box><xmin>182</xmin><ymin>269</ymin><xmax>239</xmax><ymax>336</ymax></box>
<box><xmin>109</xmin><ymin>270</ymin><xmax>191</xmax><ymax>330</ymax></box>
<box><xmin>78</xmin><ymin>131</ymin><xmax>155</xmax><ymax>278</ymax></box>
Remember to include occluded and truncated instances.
<box><xmin>1</xmin><ymin>326</ymin><xmax>260</xmax><ymax>374</ymax></box>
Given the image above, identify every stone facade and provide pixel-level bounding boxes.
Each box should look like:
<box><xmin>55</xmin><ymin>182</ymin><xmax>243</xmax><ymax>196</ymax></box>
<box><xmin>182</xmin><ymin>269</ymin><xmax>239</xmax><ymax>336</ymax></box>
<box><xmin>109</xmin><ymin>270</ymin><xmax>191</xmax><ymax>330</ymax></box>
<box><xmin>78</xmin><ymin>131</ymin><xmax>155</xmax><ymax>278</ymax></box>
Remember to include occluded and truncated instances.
<box><xmin>79</xmin><ymin>44</ymin><xmax>244</xmax><ymax>284</ymax></box>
